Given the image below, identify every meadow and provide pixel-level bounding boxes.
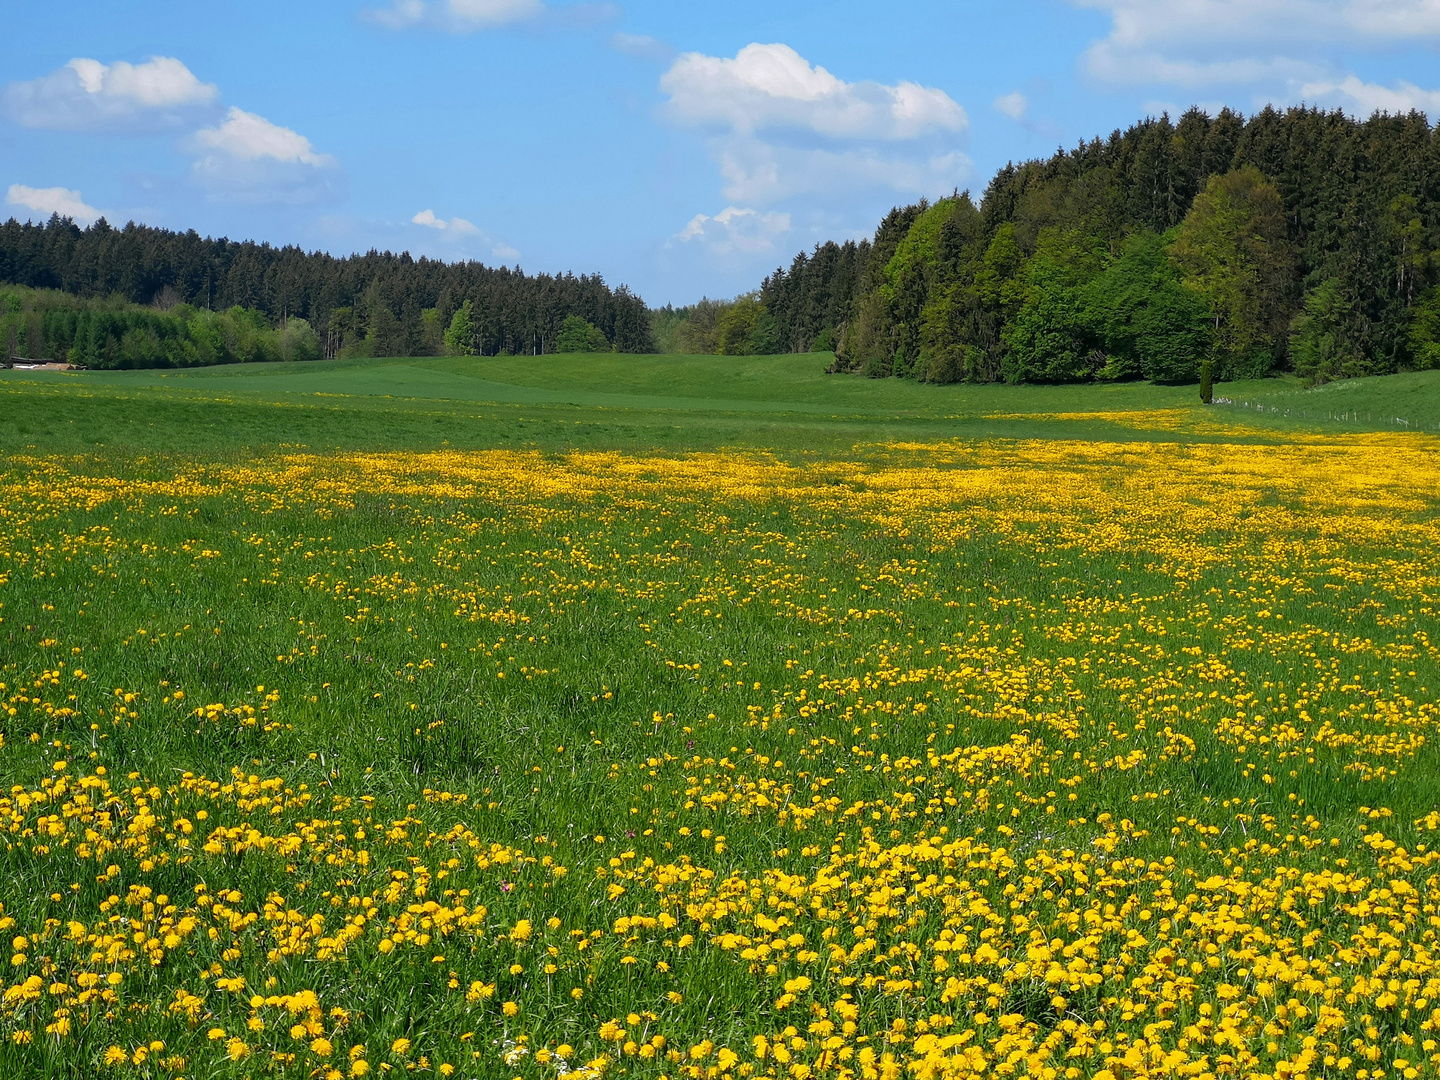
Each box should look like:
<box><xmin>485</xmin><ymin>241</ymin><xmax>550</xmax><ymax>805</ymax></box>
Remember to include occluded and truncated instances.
<box><xmin>1</xmin><ymin>356</ymin><xmax>1439</xmax><ymax>1080</ymax></box>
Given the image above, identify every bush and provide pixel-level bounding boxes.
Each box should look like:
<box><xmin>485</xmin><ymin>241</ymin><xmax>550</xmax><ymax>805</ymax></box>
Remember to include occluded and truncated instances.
<box><xmin>556</xmin><ymin>316</ymin><xmax>609</xmax><ymax>353</ymax></box>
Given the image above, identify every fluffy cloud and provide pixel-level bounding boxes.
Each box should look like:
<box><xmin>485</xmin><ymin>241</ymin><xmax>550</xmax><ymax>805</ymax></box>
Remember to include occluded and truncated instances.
<box><xmin>189</xmin><ymin>108</ymin><xmax>339</xmax><ymax>204</ymax></box>
<box><xmin>6</xmin><ymin>184</ymin><xmax>101</xmax><ymax>224</ymax></box>
<box><xmin>674</xmin><ymin>206</ymin><xmax>791</xmax><ymax>256</ymax></box>
<box><xmin>662</xmin><ymin>43</ymin><xmax>965</xmax><ymax>140</ymax></box>
<box><xmin>660</xmin><ymin>44</ymin><xmax>970</xmax><ymax>205</ymax></box>
<box><xmin>1300</xmin><ymin>75</ymin><xmax>1440</xmax><ymax>115</ymax></box>
<box><xmin>413</xmin><ymin>208</ymin><xmax>479</xmax><ymax>232</ymax></box>
<box><xmin>1075</xmin><ymin>0</ymin><xmax>1440</xmax><ymax>93</ymax></box>
<box><xmin>4</xmin><ymin>57</ymin><xmax>344</xmax><ymax>206</ymax></box>
<box><xmin>194</xmin><ymin>107</ymin><xmax>334</xmax><ymax>167</ymax></box>
<box><xmin>3</xmin><ymin>56</ymin><xmax>217</xmax><ymax>130</ymax></box>
<box><xmin>364</xmin><ymin>0</ymin><xmax>544</xmax><ymax>30</ymax></box>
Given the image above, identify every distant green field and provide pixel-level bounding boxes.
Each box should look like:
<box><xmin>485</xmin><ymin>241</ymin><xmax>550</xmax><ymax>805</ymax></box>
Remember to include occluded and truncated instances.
<box><xmin>4</xmin><ymin>353</ymin><xmax>1438</xmax><ymax>457</ymax></box>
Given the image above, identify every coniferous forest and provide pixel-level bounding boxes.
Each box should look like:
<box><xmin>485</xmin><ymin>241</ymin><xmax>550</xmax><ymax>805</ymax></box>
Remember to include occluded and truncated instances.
<box><xmin>4</xmin><ymin>105</ymin><xmax>1440</xmax><ymax>382</ymax></box>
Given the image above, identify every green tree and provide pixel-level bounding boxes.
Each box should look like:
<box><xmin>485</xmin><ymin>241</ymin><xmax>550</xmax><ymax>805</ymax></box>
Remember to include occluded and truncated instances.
<box><xmin>1087</xmin><ymin>230</ymin><xmax>1212</xmax><ymax>384</ymax></box>
<box><xmin>1001</xmin><ymin>229</ymin><xmax>1105</xmax><ymax>383</ymax></box>
<box><xmin>1170</xmin><ymin>166</ymin><xmax>1296</xmax><ymax>379</ymax></box>
<box><xmin>278</xmin><ymin>317</ymin><xmax>320</xmax><ymax>362</ymax></box>
<box><xmin>1289</xmin><ymin>279</ymin><xmax>1366</xmax><ymax>383</ymax></box>
<box><xmin>714</xmin><ymin>294</ymin><xmax>778</xmax><ymax>356</ymax></box>
<box><xmin>443</xmin><ymin>301</ymin><xmax>476</xmax><ymax>356</ymax></box>
<box><xmin>1386</xmin><ymin>194</ymin><xmax>1428</xmax><ymax>309</ymax></box>
<box><xmin>556</xmin><ymin>315</ymin><xmax>609</xmax><ymax>353</ymax></box>
<box><xmin>1409</xmin><ymin>287</ymin><xmax>1440</xmax><ymax>370</ymax></box>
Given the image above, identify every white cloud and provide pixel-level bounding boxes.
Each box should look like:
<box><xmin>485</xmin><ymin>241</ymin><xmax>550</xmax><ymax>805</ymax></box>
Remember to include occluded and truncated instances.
<box><xmin>714</xmin><ymin>141</ymin><xmax>971</xmax><ymax>205</ymax></box>
<box><xmin>662</xmin><ymin>43</ymin><xmax>965</xmax><ymax>140</ymax></box>
<box><xmin>364</xmin><ymin>0</ymin><xmax>544</xmax><ymax>30</ymax></box>
<box><xmin>1085</xmin><ymin>44</ymin><xmax>1322</xmax><ymax>90</ymax></box>
<box><xmin>412</xmin><ymin>208</ymin><xmax>481</xmax><ymax>233</ymax></box>
<box><xmin>660</xmin><ymin>43</ymin><xmax>970</xmax><ymax>206</ymax></box>
<box><xmin>412</xmin><ymin>209</ymin><xmax>517</xmax><ymax>259</ymax></box>
<box><xmin>993</xmin><ymin>91</ymin><xmax>1029</xmax><ymax>121</ymax></box>
<box><xmin>193</xmin><ymin>107</ymin><xmax>334</xmax><ymax>166</ymax></box>
<box><xmin>1074</xmin><ymin>0</ymin><xmax>1440</xmax><ymax>93</ymax></box>
<box><xmin>187</xmin><ymin>108</ymin><xmax>339</xmax><ymax>204</ymax></box>
<box><xmin>1300</xmin><ymin>74</ymin><xmax>1440</xmax><ymax>115</ymax></box>
<box><xmin>6</xmin><ymin>183</ymin><xmax>101</xmax><ymax>224</ymax></box>
<box><xmin>3</xmin><ymin>56</ymin><xmax>217</xmax><ymax>130</ymax></box>
<box><xmin>1077</xmin><ymin>0</ymin><xmax>1440</xmax><ymax>53</ymax></box>
<box><xmin>674</xmin><ymin>206</ymin><xmax>792</xmax><ymax>256</ymax></box>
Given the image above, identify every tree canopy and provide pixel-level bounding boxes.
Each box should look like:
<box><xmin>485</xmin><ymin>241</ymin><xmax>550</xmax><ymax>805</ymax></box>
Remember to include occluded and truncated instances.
<box><xmin>753</xmin><ymin>105</ymin><xmax>1440</xmax><ymax>384</ymax></box>
<box><xmin>0</xmin><ymin>216</ymin><xmax>653</xmax><ymax>359</ymax></box>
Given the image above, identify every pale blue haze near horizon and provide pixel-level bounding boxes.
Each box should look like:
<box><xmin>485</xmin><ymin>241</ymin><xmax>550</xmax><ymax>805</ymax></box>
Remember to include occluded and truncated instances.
<box><xmin>3</xmin><ymin>0</ymin><xmax>1438</xmax><ymax>306</ymax></box>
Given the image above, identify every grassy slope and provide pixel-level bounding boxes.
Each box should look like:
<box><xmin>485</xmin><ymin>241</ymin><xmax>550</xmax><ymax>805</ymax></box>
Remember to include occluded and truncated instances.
<box><xmin>3</xmin><ymin>353</ymin><xmax>1437</xmax><ymax>457</ymax></box>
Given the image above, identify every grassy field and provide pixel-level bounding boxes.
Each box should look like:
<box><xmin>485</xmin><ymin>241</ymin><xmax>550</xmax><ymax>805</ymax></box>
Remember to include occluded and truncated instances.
<box><xmin>1</xmin><ymin>357</ymin><xmax>1439</xmax><ymax>1080</ymax></box>
<box><xmin>4</xmin><ymin>355</ymin><xmax>1438</xmax><ymax>458</ymax></box>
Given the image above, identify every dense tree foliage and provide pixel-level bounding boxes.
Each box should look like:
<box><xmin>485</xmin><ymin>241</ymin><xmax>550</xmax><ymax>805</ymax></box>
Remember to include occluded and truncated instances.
<box><xmin>8</xmin><ymin>105</ymin><xmax>1439</xmax><ymax>383</ymax></box>
<box><xmin>0</xmin><ymin>216</ymin><xmax>653</xmax><ymax>361</ymax></box>
<box><xmin>1</xmin><ymin>286</ymin><xmax>319</xmax><ymax>368</ymax></box>
<box><xmin>647</xmin><ymin>294</ymin><xmax>779</xmax><ymax>356</ymax></box>
<box><xmin>756</xmin><ymin>106</ymin><xmax>1440</xmax><ymax>383</ymax></box>
<box><xmin>555</xmin><ymin>315</ymin><xmax>610</xmax><ymax>353</ymax></box>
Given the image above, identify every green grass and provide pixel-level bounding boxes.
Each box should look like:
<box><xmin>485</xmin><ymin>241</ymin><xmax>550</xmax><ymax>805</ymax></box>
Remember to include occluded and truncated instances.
<box><xmin>1209</xmin><ymin>367</ymin><xmax>1440</xmax><ymax>432</ymax></box>
<box><xmin>6</xmin><ymin>353</ymin><xmax>1436</xmax><ymax>458</ymax></box>
<box><xmin>0</xmin><ymin>356</ymin><xmax>1438</xmax><ymax>1078</ymax></box>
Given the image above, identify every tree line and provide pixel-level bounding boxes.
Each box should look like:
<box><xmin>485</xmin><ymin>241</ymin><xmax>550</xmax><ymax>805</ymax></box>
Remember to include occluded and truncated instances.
<box><xmin>0</xmin><ymin>216</ymin><xmax>652</xmax><ymax>363</ymax></box>
<box><xmin>752</xmin><ymin>105</ymin><xmax>1440</xmax><ymax>383</ymax></box>
<box><xmin>1</xmin><ymin>286</ymin><xmax>328</xmax><ymax>368</ymax></box>
<box><xmin>7</xmin><ymin>104</ymin><xmax>1440</xmax><ymax>382</ymax></box>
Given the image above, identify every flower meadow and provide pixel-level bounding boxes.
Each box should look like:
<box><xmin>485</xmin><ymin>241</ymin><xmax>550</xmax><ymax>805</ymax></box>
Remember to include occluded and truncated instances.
<box><xmin>1</xmin><ymin>433</ymin><xmax>1439</xmax><ymax>1080</ymax></box>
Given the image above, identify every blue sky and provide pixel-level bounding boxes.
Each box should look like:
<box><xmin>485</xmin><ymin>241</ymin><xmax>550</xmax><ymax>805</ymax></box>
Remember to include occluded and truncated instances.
<box><xmin>3</xmin><ymin>0</ymin><xmax>1439</xmax><ymax>306</ymax></box>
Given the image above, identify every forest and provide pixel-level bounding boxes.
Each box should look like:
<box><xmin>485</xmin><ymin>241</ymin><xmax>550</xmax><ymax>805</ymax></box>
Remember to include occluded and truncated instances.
<box><xmin>4</xmin><ymin>105</ymin><xmax>1440</xmax><ymax>381</ymax></box>
<box><xmin>754</xmin><ymin>105</ymin><xmax>1440</xmax><ymax>384</ymax></box>
<box><xmin>0</xmin><ymin>217</ymin><xmax>651</xmax><ymax>366</ymax></box>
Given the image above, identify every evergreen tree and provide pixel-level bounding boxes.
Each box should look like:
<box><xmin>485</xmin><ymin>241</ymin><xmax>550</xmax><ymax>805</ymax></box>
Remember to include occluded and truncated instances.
<box><xmin>1289</xmin><ymin>279</ymin><xmax>1366</xmax><ymax>382</ymax></box>
<box><xmin>0</xmin><ymin>216</ymin><xmax>655</xmax><ymax>358</ymax></box>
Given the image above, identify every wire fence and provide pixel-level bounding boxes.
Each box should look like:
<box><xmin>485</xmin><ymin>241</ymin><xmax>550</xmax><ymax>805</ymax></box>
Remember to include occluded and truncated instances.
<box><xmin>1211</xmin><ymin>396</ymin><xmax>1440</xmax><ymax>432</ymax></box>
